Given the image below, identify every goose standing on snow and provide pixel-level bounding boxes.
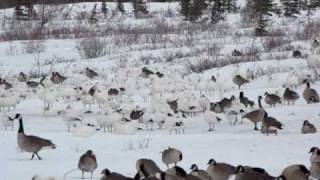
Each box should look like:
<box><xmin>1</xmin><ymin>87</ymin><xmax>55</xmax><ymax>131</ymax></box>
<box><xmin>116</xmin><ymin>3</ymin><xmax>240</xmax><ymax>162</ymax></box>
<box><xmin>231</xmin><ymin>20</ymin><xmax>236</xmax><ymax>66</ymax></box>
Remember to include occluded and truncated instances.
<box><xmin>162</xmin><ymin>147</ymin><xmax>183</xmax><ymax>169</ymax></box>
<box><xmin>242</xmin><ymin>96</ymin><xmax>265</xmax><ymax>130</ymax></box>
<box><xmin>301</xmin><ymin>120</ymin><xmax>317</xmax><ymax>134</ymax></box>
<box><xmin>261</xmin><ymin>113</ymin><xmax>283</xmax><ymax>135</ymax></box>
<box><xmin>264</xmin><ymin>92</ymin><xmax>281</xmax><ymax>107</ymax></box>
<box><xmin>206</xmin><ymin>159</ymin><xmax>235</xmax><ymax>180</ymax></box>
<box><xmin>303</xmin><ymin>80</ymin><xmax>319</xmax><ymax>104</ymax></box>
<box><xmin>309</xmin><ymin>147</ymin><xmax>320</xmax><ymax>179</ymax></box>
<box><xmin>190</xmin><ymin>164</ymin><xmax>211</xmax><ymax>180</ymax></box>
<box><xmin>239</xmin><ymin>92</ymin><xmax>254</xmax><ymax>108</ymax></box>
<box><xmin>14</xmin><ymin>114</ymin><xmax>56</xmax><ymax>160</ymax></box>
<box><xmin>1</xmin><ymin>114</ymin><xmax>14</xmax><ymax>131</ymax></box>
<box><xmin>78</xmin><ymin>150</ymin><xmax>98</xmax><ymax>179</ymax></box>
<box><xmin>283</xmin><ymin>88</ymin><xmax>299</xmax><ymax>105</ymax></box>
<box><xmin>233</xmin><ymin>75</ymin><xmax>249</xmax><ymax>89</ymax></box>
<box><xmin>203</xmin><ymin>109</ymin><xmax>223</xmax><ymax>131</ymax></box>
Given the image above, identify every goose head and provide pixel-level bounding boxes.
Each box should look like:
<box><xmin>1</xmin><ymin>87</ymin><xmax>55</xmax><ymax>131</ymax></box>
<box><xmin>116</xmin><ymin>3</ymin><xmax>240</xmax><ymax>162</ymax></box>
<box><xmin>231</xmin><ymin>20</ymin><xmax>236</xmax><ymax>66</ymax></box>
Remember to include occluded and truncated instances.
<box><xmin>190</xmin><ymin>164</ymin><xmax>198</xmax><ymax>171</ymax></box>
<box><xmin>14</xmin><ymin>113</ymin><xmax>22</xmax><ymax>120</ymax></box>
<box><xmin>309</xmin><ymin>147</ymin><xmax>320</xmax><ymax>154</ymax></box>
<box><xmin>207</xmin><ymin>159</ymin><xmax>217</xmax><ymax>166</ymax></box>
<box><xmin>101</xmin><ymin>168</ymin><xmax>111</xmax><ymax>176</ymax></box>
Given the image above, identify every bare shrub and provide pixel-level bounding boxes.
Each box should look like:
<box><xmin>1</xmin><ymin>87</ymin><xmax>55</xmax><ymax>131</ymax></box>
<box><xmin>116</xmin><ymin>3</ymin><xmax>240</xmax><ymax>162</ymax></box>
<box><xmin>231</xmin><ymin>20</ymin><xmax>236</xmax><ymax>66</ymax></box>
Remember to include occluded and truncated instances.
<box><xmin>187</xmin><ymin>56</ymin><xmax>219</xmax><ymax>73</ymax></box>
<box><xmin>44</xmin><ymin>55</ymin><xmax>77</xmax><ymax>65</ymax></box>
<box><xmin>261</xmin><ymin>35</ymin><xmax>292</xmax><ymax>52</ymax></box>
<box><xmin>293</xmin><ymin>21</ymin><xmax>320</xmax><ymax>41</ymax></box>
<box><xmin>5</xmin><ymin>44</ymin><xmax>19</xmax><ymax>56</ymax></box>
<box><xmin>22</xmin><ymin>40</ymin><xmax>46</xmax><ymax>54</ymax></box>
<box><xmin>123</xmin><ymin>138</ymin><xmax>151</xmax><ymax>151</ymax></box>
<box><xmin>76</xmin><ymin>37</ymin><xmax>107</xmax><ymax>59</ymax></box>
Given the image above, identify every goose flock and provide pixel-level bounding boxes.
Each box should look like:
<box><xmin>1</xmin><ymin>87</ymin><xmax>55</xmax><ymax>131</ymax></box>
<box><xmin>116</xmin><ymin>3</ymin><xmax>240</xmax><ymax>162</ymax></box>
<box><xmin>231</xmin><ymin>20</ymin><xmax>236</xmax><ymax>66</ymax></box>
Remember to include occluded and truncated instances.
<box><xmin>32</xmin><ymin>146</ymin><xmax>320</xmax><ymax>180</ymax></box>
<box><xmin>0</xmin><ymin>65</ymin><xmax>319</xmax><ymax>179</ymax></box>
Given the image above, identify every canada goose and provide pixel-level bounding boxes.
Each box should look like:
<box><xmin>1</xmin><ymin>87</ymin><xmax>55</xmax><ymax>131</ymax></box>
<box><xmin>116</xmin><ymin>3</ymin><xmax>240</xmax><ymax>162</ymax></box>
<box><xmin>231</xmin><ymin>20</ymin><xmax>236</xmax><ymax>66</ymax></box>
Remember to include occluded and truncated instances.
<box><xmin>190</xmin><ymin>164</ymin><xmax>211</xmax><ymax>180</ymax></box>
<box><xmin>309</xmin><ymin>147</ymin><xmax>320</xmax><ymax>163</ymax></box>
<box><xmin>234</xmin><ymin>165</ymin><xmax>265</xmax><ymax>180</ymax></box>
<box><xmin>206</xmin><ymin>159</ymin><xmax>235</xmax><ymax>180</ymax></box>
<box><xmin>242</xmin><ymin>96</ymin><xmax>265</xmax><ymax>130</ymax></box>
<box><xmin>26</xmin><ymin>76</ymin><xmax>45</xmax><ymax>89</ymax></box>
<box><xmin>14</xmin><ymin>114</ymin><xmax>56</xmax><ymax>160</ymax></box>
<box><xmin>264</xmin><ymin>92</ymin><xmax>281</xmax><ymax>107</ymax></box>
<box><xmin>218</xmin><ymin>95</ymin><xmax>235</xmax><ymax>111</ymax></box>
<box><xmin>165</xmin><ymin>166</ymin><xmax>187</xmax><ymax>178</ymax></box>
<box><xmin>162</xmin><ymin>147</ymin><xmax>183</xmax><ymax>168</ymax></box>
<box><xmin>233</xmin><ymin>75</ymin><xmax>249</xmax><ymax>89</ymax></box>
<box><xmin>18</xmin><ymin>72</ymin><xmax>28</xmax><ymax>82</ymax></box>
<box><xmin>283</xmin><ymin>88</ymin><xmax>299</xmax><ymax>105</ymax></box>
<box><xmin>136</xmin><ymin>158</ymin><xmax>162</xmax><ymax>178</ymax></box>
<box><xmin>301</xmin><ymin>120</ymin><xmax>317</xmax><ymax>134</ymax></box>
<box><xmin>50</xmin><ymin>72</ymin><xmax>66</xmax><ymax>84</ymax></box>
<box><xmin>78</xmin><ymin>150</ymin><xmax>98</xmax><ymax>179</ymax></box>
<box><xmin>261</xmin><ymin>113</ymin><xmax>283</xmax><ymax>135</ymax></box>
<box><xmin>293</xmin><ymin>50</ymin><xmax>302</xmax><ymax>58</ymax></box>
<box><xmin>100</xmin><ymin>168</ymin><xmax>133</xmax><ymax>180</ymax></box>
<box><xmin>309</xmin><ymin>147</ymin><xmax>320</xmax><ymax>179</ymax></box>
<box><xmin>141</xmin><ymin>67</ymin><xmax>154</xmax><ymax>78</ymax></box>
<box><xmin>156</xmin><ymin>72</ymin><xmax>164</xmax><ymax>78</ymax></box>
<box><xmin>279</xmin><ymin>164</ymin><xmax>310</xmax><ymax>180</ymax></box>
<box><xmin>239</xmin><ymin>92</ymin><xmax>254</xmax><ymax>108</ymax></box>
<box><xmin>85</xmin><ymin>67</ymin><xmax>98</xmax><ymax>79</ymax></box>
<box><xmin>303</xmin><ymin>80</ymin><xmax>319</xmax><ymax>104</ymax></box>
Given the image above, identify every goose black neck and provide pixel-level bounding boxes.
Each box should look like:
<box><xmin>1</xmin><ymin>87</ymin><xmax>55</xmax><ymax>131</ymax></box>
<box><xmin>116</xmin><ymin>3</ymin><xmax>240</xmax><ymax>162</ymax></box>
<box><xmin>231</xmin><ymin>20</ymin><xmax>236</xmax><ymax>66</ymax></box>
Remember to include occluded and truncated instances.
<box><xmin>258</xmin><ymin>98</ymin><xmax>262</xmax><ymax>108</ymax></box>
<box><xmin>306</xmin><ymin>82</ymin><xmax>310</xmax><ymax>88</ymax></box>
<box><xmin>18</xmin><ymin>118</ymin><xmax>24</xmax><ymax>133</ymax></box>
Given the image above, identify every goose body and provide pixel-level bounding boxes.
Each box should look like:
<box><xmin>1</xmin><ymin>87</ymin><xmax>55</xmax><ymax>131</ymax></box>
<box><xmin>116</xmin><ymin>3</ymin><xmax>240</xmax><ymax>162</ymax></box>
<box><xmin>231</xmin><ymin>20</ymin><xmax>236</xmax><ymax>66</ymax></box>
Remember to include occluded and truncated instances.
<box><xmin>78</xmin><ymin>150</ymin><xmax>98</xmax><ymax>179</ymax></box>
<box><xmin>309</xmin><ymin>147</ymin><xmax>320</xmax><ymax>179</ymax></box>
<box><xmin>233</xmin><ymin>75</ymin><xmax>249</xmax><ymax>89</ymax></box>
<box><xmin>85</xmin><ymin>67</ymin><xmax>98</xmax><ymax>79</ymax></box>
<box><xmin>261</xmin><ymin>113</ymin><xmax>283</xmax><ymax>135</ymax></box>
<box><xmin>303</xmin><ymin>80</ymin><xmax>319</xmax><ymax>104</ymax></box>
<box><xmin>162</xmin><ymin>147</ymin><xmax>183</xmax><ymax>168</ymax></box>
<box><xmin>100</xmin><ymin>169</ymin><xmax>132</xmax><ymax>180</ymax></box>
<box><xmin>234</xmin><ymin>166</ymin><xmax>265</xmax><ymax>180</ymax></box>
<box><xmin>280</xmin><ymin>164</ymin><xmax>310</xmax><ymax>180</ymax></box>
<box><xmin>264</xmin><ymin>92</ymin><xmax>281</xmax><ymax>107</ymax></box>
<box><xmin>190</xmin><ymin>164</ymin><xmax>211</xmax><ymax>180</ymax></box>
<box><xmin>283</xmin><ymin>88</ymin><xmax>299</xmax><ymax>105</ymax></box>
<box><xmin>136</xmin><ymin>158</ymin><xmax>162</xmax><ymax>178</ymax></box>
<box><xmin>301</xmin><ymin>120</ymin><xmax>317</xmax><ymax>134</ymax></box>
<box><xmin>242</xmin><ymin>96</ymin><xmax>265</xmax><ymax>130</ymax></box>
<box><xmin>206</xmin><ymin>159</ymin><xmax>235</xmax><ymax>180</ymax></box>
<box><xmin>15</xmin><ymin>114</ymin><xmax>56</xmax><ymax>160</ymax></box>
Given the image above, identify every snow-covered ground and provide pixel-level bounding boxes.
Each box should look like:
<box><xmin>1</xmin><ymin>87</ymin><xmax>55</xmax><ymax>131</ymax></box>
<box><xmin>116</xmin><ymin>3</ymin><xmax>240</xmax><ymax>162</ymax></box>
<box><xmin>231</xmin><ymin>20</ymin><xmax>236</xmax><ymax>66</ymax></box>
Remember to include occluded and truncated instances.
<box><xmin>0</xmin><ymin>2</ymin><xmax>320</xmax><ymax>180</ymax></box>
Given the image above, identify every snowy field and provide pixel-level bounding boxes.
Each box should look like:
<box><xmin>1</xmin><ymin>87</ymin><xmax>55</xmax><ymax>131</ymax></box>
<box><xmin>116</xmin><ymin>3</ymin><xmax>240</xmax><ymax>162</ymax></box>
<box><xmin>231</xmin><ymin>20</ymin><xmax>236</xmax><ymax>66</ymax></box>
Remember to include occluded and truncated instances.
<box><xmin>0</xmin><ymin>1</ymin><xmax>320</xmax><ymax>180</ymax></box>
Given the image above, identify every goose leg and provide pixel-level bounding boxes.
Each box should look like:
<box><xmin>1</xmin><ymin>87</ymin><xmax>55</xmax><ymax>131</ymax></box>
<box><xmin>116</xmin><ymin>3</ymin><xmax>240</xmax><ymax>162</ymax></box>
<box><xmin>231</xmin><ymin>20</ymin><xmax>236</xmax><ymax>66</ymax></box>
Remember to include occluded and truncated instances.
<box><xmin>81</xmin><ymin>171</ymin><xmax>84</xmax><ymax>179</ymax></box>
<box><xmin>35</xmin><ymin>152</ymin><xmax>42</xmax><ymax>160</ymax></box>
<box><xmin>91</xmin><ymin>172</ymin><xmax>93</xmax><ymax>179</ymax></box>
<box><xmin>31</xmin><ymin>153</ymin><xmax>35</xmax><ymax>160</ymax></box>
<box><xmin>254</xmin><ymin>123</ymin><xmax>259</xmax><ymax>131</ymax></box>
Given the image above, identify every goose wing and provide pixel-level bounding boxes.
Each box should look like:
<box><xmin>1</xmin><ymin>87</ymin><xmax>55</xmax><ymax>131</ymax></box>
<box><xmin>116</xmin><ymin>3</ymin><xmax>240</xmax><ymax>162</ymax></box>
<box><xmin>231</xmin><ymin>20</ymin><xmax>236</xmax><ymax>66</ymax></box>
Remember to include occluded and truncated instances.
<box><xmin>25</xmin><ymin>135</ymin><xmax>56</xmax><ymax>149</ymax></box>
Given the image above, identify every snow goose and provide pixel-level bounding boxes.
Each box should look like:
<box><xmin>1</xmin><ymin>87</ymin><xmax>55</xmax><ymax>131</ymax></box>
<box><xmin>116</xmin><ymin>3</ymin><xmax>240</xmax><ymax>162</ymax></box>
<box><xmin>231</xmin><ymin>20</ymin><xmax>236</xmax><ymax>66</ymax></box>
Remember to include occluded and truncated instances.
<box><xmin>203</xmin><ymin>109</ymin><xmax>223</xmax><ymax>131</ymax></box>
<box><xmin>14</xmin><ymin>114</ymin><xmax>56</xmax><ymax>160</ymax></box>
<box><xmin>162</xmin><ymin>147</ymin><xmax>183</xmax><ymax>169</ymax></box>
<box><xmin>78</xmin><ymin>150</ymin><xmax>98</xmax><ymax>179</ymax></box>
<box><xmin>96</xmin><ymin>109</ymin><xmax>122</xmax><ymax>133</ymax></box>
<box><xmin>206</xmin><ymin>159</ymin><xmax>235</xmax><ymax>180</ymax></box>
<box><xmin>302</xmin><ymin>80</ymin><xmax>319</xmax><ymax>104</ymax></box>
<box><xmin>57</xmin><ymin>105</ymin><xmax>82</xmax><ymax>132</ymax></box>
<box><xmin>0</xmin><ymin>93</ymin><xmax>20</xmax><ymax>111</ymax></box>
<box><xmin>38</xmin><ymin>87</ymin><xmax>58</xmax><ymax>110</ymax></box>
<box><xmin>301</xmin><ymin>120</ymin><xmax>317</xmax><ymax>134</ymax></box>
<box><xmin>1</xmin><ymin>114</ymin><xmax>14</xmax><ymax>130</ymax></box>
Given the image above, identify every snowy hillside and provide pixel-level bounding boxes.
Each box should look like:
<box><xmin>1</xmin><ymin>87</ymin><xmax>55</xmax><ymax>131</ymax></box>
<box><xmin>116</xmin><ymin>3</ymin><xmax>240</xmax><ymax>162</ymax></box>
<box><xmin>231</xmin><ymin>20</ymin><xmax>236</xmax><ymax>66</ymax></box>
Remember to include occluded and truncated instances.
<box><xmin>0</xmin><ymin>1</ymin><xmax>320</xmax><ymax>180</ymax></box>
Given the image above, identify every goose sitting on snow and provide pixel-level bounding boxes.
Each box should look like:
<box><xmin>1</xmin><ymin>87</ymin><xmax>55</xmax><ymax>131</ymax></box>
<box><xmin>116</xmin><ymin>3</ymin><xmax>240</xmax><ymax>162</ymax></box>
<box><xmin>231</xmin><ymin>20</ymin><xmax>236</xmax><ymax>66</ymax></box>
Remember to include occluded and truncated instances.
<box><xmin>31</xmin><ymin>175</ymin><xmax>55</xmax><ymax>180</ymax></box>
